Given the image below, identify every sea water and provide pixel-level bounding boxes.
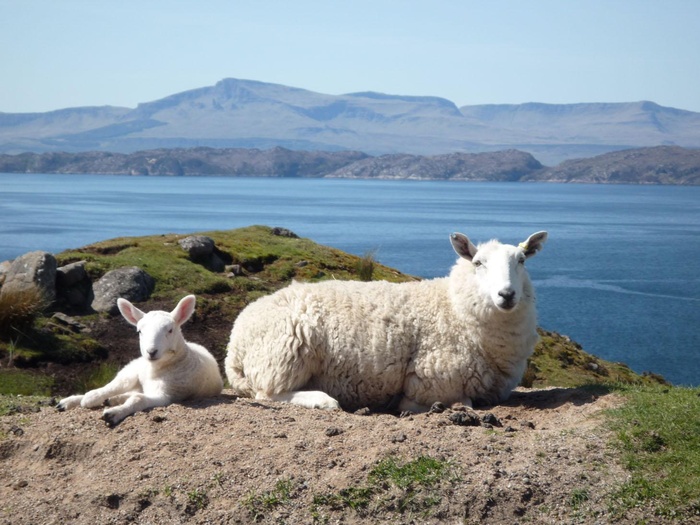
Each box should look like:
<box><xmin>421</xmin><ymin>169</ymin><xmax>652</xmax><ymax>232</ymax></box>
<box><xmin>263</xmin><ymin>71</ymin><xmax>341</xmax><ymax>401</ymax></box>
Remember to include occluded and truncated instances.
<box><xmin>1</xmin><ymin>173</ymin><xmax>699</xmax><ymax>385</ymax></box>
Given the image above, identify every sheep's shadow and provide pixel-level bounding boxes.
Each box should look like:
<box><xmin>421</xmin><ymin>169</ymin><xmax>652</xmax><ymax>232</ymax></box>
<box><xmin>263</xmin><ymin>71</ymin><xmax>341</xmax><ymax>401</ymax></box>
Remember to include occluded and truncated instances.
<box><xmin>178</xmin><ymin>392</ymin><xmax>240</xmax><ymax>410</ymax></box>
<box><xmin>493</xmin><ymin>384</ymin><xmax>614</xmax><ymax>411</ymax></box>
<box><xmin>168</xmin><ymin>385</ymin><xmax>613</xmax><ymax>418</ymax></box>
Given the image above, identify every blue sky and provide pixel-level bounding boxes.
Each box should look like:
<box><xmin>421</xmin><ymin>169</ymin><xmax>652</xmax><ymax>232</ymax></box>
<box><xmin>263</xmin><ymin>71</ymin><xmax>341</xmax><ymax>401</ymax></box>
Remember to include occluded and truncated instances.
<box><xmin>2</xmin><ymin>0</ymin><xmax>699</xmax><ymax>113</ymax></box>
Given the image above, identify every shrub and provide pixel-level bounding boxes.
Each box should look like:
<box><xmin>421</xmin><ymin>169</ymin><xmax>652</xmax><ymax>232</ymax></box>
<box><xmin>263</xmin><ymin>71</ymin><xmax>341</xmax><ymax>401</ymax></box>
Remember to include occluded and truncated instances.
<box><xmin>0</xmin><ymin>287</ymin><xmax>49</xmax><ymax>340</ymax></box>
<box><xmin>355</xmin><ymin>250</ymin><xmax>377</xmax><ymax>282</ymax></box>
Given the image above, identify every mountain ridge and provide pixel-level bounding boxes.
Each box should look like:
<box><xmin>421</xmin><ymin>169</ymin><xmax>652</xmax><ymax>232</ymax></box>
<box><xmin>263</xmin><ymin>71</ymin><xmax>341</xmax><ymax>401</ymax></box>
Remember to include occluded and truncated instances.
<box><xmin>2</xmin><ymin>78</ymin><xmax>700</xmax><ymax>164</ymax></box>
<box><xmin>1</xmin><ymin>145</ymin><xmax>699</xmax><ymax>185</ymax></box>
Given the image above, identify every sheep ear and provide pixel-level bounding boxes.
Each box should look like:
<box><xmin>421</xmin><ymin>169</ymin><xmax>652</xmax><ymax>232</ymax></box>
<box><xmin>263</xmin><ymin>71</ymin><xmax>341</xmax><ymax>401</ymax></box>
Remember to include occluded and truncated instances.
<box><xmin>519</xmin><ymin>231</ymin><xmax>548</xmax><ymax>259</ymax></box>
<box><xmin>172</xmin><ymin>295</ymin><xmax>196</xmax><ymax>326</ymax></box>
<box><xmin>450</xmin><ymin>233</ymin><xmax>478</xmax><ymax>261</ymax></box>
<box><xmin>117</xmin><ymin>298</ymin><xmax>145</xmax><ymax>326</ymax></box>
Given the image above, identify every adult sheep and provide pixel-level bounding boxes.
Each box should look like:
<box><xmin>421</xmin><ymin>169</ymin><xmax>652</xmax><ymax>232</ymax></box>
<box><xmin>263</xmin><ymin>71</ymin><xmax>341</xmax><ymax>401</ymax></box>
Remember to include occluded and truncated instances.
<box><xmin>225</xmin><ymin>231</ymin><xmax>547</xmax><ymax>412</ymax></box>
<box><xmin>58</xmin><ymin>295</ymin><xmax>223</xmax><ymax>426</ymax></box>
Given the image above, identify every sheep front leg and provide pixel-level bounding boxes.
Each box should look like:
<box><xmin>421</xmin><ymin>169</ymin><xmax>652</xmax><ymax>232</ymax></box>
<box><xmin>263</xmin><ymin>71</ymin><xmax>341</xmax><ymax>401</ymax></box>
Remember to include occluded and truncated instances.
<box><xmin>81</xmin><ymin>362</ymin><xmax>140</xmax><ymax>409</ymax></box>
<box><xmin>56</xmin><ymin>395</ymin><xmax>85</xmax><ymax>411</ymax></box>
<box><xmin>101</xmin><ymin>392</ymin><xmax>171</xmax><ymax>427</ymax></box>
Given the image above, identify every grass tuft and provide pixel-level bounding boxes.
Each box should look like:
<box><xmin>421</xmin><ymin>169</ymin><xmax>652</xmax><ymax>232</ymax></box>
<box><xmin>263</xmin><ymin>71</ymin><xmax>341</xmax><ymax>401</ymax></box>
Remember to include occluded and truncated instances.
<box><xmin>355</xmin><ymin>250</ymin><xmax>377</xmax><ymax>282</ymax></box>
<box><xmin>243</xmin><ymin>478</ymin><xmax>295</xmax><ymax>522</ymax></box>
<box><xmin>312</xmin><ymin>456</ymin><xmax>452</xmax><ymax>518</ymax></box>
<box><xmin>0</xmin><ymin>287</ymin><xmax>48</xmax><ymax>340</ymax></box>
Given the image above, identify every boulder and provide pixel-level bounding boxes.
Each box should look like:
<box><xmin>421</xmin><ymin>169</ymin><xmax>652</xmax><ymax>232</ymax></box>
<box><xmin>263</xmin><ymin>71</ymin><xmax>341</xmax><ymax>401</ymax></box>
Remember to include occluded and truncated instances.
<box><xmin>0</xmin><ymin>251</ymin><xmax>57</xmax><ymax>302</ymax></box>
<box><xmin>271</xmin><ymin>227</ymin><xmax>298</xmax><ymax>238</ymax></box>
<box><xmin>91</xmin><ymin>267</ymin><xmax>155</xmax><ymax>314</ymax></box>
<box><xmin>56</xmin><ymin>261</ymin><xmax>94</xmax><ymax>312</ymax></box>
<box><xmin>178</xmin><ymin>235</ymin><xmax>227</xmax><ymax>272</ymax></box>
<box><xmin>178</xmin><ymin>235</ymin><xmax>215</xmax><ymax>259</ymax></box>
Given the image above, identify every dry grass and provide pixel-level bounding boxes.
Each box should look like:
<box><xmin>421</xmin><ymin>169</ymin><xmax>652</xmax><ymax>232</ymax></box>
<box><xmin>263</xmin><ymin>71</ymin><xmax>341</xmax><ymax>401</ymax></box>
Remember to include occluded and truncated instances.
<box><xmin>0</xmin><ymin>286</ymin><xmax>49</xmax><ymax>340</ymax></box>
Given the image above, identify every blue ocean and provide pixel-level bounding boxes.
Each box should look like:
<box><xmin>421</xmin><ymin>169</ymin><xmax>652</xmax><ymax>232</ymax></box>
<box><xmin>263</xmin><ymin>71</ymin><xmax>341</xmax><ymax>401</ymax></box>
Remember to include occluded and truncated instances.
<box><xmin>1</xmin><ymin>173</ymin><xmax>699</xmax><ymax>386</ymax></box>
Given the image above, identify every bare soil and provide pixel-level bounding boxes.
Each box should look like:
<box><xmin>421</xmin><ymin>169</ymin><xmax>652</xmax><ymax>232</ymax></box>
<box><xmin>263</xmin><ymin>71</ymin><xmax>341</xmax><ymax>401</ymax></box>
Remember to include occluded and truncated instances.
<box><xmin>0</xmin><ymin>385</ymin><xmax>648</xmax><ymax>525</ymax></box>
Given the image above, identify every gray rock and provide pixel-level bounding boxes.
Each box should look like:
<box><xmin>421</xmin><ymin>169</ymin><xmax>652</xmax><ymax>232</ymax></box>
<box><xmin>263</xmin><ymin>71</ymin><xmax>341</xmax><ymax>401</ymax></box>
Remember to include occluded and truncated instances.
<box><xmin>91</xmin><ymin>267</ymin><xmax>155</xmax><ymax>314</ymax></box>
<box><xmin>271</xmin><ymin>227</ymin><xmax>298</xmax><ymax>238</ymax></box>
<box><xmin>0</xmin><ymin>260</ymin><xmax>11</xmax><ymax>286</ymax></box>
<box><xmin>56</xmin><ymin>261</ymin><xmax>87</xmax><ymax>288</ymax></box>
<box><xmin>178</xmin><ymin>236</ymin><xmax>215</xmax><ymax>258</ymax></box>
<box><xmin>226</xmin><ymin>264</ymin><xmax>245</xmax><ymax>277</ymax></box>
<box><xmin>55</xmin><ymin>261</ymin><xmax>94</xmax><ymax>311</ymax></box>
<box><xmin>178</xmin><ymin>235</ymin><xmax>227</xmax><ymax>272</ymax></box>
<box><xmin>0</xmin><ymin>251</ymin><xmax>57</xmax><ymax>302</ymax></box>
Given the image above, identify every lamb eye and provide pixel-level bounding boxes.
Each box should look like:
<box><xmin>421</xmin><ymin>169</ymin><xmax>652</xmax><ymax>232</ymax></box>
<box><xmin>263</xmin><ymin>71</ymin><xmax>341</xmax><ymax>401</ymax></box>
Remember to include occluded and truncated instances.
<box><xmin>168</xmin><ymin>328</ymin><xmax>173</xmax><ymax>334</ymax></box>
<box><xmin>473</xmin><ymin>260</ymin><xmax>483</xmax><ymax>268</ymax></box>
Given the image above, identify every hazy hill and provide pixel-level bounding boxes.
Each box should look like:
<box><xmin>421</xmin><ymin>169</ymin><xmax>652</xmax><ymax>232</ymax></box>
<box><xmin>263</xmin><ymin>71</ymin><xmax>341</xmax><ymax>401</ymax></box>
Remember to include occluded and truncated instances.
<box><xmin>2</xmin><ymin>78</ymin><xmax>700</xmax><ymax>164</ymax></box>
<box><xmin>2</xmin><ymin>145</ymin><xmax>699</xmax><ymax>185</ymax></box>
<box><xmin>524</xmin><ymin>145</ymin><xmax>700</xmax><ymax>185</ymax></box>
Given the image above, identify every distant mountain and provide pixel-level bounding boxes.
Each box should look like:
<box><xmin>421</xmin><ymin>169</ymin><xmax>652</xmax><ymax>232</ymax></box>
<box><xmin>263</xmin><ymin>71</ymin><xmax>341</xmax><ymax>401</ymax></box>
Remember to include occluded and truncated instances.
<box><xmin>1</xmin><ymin>78</ymin><xmax>700</xmax><ymax>164</ymax></box>
<box><xmin>0</xmin><ymin>147</ymin><xmax>369</xmax><ymax>177</ymax></box>
<box><xmin>2</xmin><ymin>145</ymin><xmax>699</xmax><ymax>185</ymax></box>
<box><xmin>326</xmin><ymin>150</ymin><xmax>543</xmax><ymax>181</ymax></box>
<box><xmin>524</xmin><ymin>145</ymin><xmax>700</xmax><ymax>185</ymax></box>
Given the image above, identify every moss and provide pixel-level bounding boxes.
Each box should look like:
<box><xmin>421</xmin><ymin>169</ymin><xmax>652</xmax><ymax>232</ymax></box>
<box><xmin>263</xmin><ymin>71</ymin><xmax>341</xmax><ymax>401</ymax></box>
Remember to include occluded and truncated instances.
<box><xmin>525</xmin><ymin>329</ymin><xmax>667</xmax><ymax>389</ymax></box>
<box><xmin>0</xmin><ymin>369</ymin><xmax>54</xmax><ymax>396</ymax></box>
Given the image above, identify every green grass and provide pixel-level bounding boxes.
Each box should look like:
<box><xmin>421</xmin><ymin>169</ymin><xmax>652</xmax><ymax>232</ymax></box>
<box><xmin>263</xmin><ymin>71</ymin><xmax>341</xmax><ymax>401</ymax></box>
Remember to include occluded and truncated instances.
<box><xmin>243</xmin><ymin>478</ymin><xmax>295</xmax><ymax>522</ymax></box>
<box><xmin>524</xmin><ymin>329</ymin><xmax>668</xmax><ymax>389</ymax></box>
<box><xmin>606</xmin><ymin>383</ymin><xmax>700</xmax><ymax>520</ymax></box>
<box><xmin>0</xmin><ymin>369</ymin><xmax>54</xmax><ymax>397</ymax></box>
<box><xmin>0</xmin><ymin>393</ymin><xmax>52</xmax><ymax>418</ymax></box>
<box><xmin>313</xmin><ymin>456</ymin><xmax>452</xmax><ymax>518</ymax></box>
<box><xmin>71</xmin><ymin>362</ymin><xmax>120</xmax><ymax>393</ymax></box>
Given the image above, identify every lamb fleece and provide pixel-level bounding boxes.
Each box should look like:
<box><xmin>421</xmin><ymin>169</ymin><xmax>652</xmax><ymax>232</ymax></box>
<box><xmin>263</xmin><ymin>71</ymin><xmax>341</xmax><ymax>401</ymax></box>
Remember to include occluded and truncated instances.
<box><xmin>225</xmin><ymin>255</ymin><xmax>538</xmax><ymax>411</ymax></box>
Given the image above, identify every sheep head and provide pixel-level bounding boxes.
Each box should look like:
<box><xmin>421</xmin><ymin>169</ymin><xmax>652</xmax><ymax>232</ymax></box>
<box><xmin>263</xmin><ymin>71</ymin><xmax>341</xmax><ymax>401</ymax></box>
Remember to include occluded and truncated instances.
<box><xmin>450</xmin><ymin>232</ymin><xmax>547</xmax><ymax>312</ymax></box>
<box><xmin>117</xmin><ymin>295</ymin><xmax>196</xmax><ymax>362</ymax></box>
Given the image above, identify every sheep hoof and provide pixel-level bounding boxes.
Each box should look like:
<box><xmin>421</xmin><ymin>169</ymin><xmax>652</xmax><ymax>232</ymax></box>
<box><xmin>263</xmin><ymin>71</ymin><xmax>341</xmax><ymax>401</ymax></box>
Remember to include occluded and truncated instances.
<box><xmin>101</xmin><ymin>412</ymin><xmax>121</xmax><ymax>428</ymax></box>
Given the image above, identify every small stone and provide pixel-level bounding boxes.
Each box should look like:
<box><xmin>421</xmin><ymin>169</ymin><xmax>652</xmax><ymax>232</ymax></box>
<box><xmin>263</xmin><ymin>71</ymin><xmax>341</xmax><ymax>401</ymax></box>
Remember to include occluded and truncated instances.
<box><xmin>391</xmin><ymin>433</ymin><xmax>407</xmax><ymax>443</ymax></box>
<box><xmin>354</xmin><ymin>407</ymin><xmax>371</xmax><ymax>416</ymax></box>
<box><xmin>325</xmin><ymin>427</ymin><xmax>343</xmax><ymax>437</ymax></box>
<box><xmin>481</xmin><ymin>413</ymin><xmax>503</xmax><ymax>427</ymax></box>
<box><xmin>449</xmin><ymin>411</ymin><xmax>480</xmax><ymax>427</ymax></box>
<box><xmin>429</xmin><ymin>401</ymin><xmax>446</xmax><ymax>413</ymax></box>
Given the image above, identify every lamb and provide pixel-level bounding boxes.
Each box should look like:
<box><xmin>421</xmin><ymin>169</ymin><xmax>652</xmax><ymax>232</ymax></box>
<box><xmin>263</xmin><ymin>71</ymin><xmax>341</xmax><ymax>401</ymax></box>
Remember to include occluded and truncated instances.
<box><xmin>57</xmin><ymin>295</ymin><xmax>223</xmax><ymax>426</ymax></box>
<box><xmin>224</xmin><ymin>231</ymin><xmax>548</xmax><ymax>413</ymax></box>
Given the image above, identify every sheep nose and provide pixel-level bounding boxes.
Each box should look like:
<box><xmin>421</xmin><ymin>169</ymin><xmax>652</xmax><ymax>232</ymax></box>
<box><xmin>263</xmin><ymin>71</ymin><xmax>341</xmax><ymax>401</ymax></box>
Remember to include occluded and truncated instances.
<box><xmin>147</xmin><ymin>349</ymin><xmax>158</xmax><ymax>359</ymax></box>
<box><xmin>498</xmin><ymin>290</ymin><xmax>516</xmax><ymax>306</ymax></box>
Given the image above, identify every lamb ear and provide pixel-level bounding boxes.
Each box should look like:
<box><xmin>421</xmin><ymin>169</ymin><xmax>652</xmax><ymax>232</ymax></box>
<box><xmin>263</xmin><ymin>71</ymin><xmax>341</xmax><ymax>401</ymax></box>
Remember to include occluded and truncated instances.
<box><xmin>117</xmin><ymin>298</ymin><xmax>145</xmax><ymax>326</ymax></box>
<box><xmin>172</xmin><ymin>295</ymin><xmax>196</xmax><ymax>326</ymax></box>
<box><xmin>519</xmin><ymin>231</ymin><xmax>548</xmax><ymax>259</ymax></box>
<box><xmin>450</xmin><ymin>233</ymin><xmax>478</xmax><ymax>261</ymax></box>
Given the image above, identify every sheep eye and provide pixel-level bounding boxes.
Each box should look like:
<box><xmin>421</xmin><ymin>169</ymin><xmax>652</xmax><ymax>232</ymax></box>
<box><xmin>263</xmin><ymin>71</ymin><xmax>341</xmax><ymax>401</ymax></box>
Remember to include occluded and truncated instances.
<box><xmin>168</xmin><ymin>328</ymin><xmax>173</xmax><ymax>334</ymax></box>
<box><xmin>518</xmin><ymin>257</ymin><xmax>526</xmax><ymax>265</ymax></box>
<box><xmin>473</xmin><ymin>260</ymin><xmax>483</xmax><ymax>268</ymax></box>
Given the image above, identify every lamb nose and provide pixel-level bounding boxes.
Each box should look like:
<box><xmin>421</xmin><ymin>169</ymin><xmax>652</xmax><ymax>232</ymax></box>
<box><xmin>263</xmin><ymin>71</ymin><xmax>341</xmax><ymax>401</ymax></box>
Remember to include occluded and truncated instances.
<box><xmin>147</xmin><ymin>349</ymin><xmax>158</xmax><ymax>357</ymax></box>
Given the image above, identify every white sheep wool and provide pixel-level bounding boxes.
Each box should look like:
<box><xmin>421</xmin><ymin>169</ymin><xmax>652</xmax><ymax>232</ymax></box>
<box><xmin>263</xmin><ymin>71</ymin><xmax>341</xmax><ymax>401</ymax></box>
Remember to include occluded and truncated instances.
<box><xmin>225</xmin><ymin>232</ymin><xmax>547</xmax><ymax>412</ymax></box>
